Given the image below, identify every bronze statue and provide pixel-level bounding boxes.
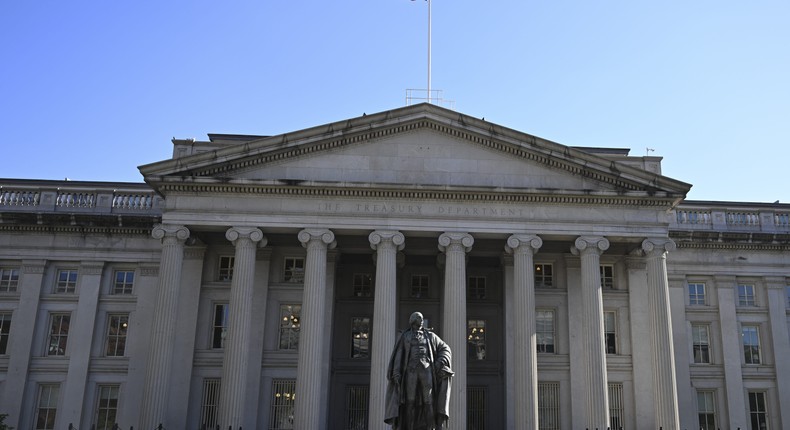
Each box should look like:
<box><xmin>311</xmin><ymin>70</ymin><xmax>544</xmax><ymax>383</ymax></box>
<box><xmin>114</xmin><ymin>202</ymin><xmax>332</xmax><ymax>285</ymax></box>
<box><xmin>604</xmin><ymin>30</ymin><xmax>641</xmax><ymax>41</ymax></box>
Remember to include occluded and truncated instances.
<box><xmin>385</xmin><ymin>312</ymin><xmax>453</xmax><ymax>430</ymax></box>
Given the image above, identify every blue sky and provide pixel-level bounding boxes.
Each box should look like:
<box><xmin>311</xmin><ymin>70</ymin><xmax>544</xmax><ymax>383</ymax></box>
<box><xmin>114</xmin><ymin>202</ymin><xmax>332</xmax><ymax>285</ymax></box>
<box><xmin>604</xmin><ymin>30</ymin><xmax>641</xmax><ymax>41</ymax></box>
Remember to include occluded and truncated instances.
<box><xmin>1</xmin><ymin>1</ymin><xmax>788</xmax><ymax>203</ymax></box>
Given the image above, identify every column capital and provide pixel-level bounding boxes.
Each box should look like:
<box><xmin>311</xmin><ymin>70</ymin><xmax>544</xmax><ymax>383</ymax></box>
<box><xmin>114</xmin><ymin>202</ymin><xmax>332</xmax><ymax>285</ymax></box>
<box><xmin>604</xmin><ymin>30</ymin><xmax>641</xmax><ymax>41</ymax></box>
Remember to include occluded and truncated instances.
<box><xmin>763</xmin><ymin>276</ymin><xmax>788</xmax><ymax>289</ymax></box>
<box><xmin>571</xmin><ymin>236</ymin><xmax>609</xmax><ymax>255</ymax></box>
<box><xmin>641</xmin><ymin>237</ymin><xmax>676</xmax><ymax>257</ymax></box>
<box><xmin>368</xmin><ymin>230</ymin><xmax>405</xmax><ymax>251</ymax></box>
<box><xmin>438</xmin><ymin>231</ymin><xmax>474</xmax><ymax>253</ymax></box>
<box><xmin>226</xmin><ymin>226</ymin><xmax>267</xmax><ymax>247</ymax></box>
<box><xmin>152</xmin><ymin>224</ymin><xmax>190</xmax><ymax>242</ymax></box>
<box><xmin>298</xmin><ymin>228</ymin><xmax>336</xmax><ymax>249</ymax></box>
<box><xmin>505</xmin><ymin>234</ymin><xmax>543</xmax><ymax>255</ymax></box>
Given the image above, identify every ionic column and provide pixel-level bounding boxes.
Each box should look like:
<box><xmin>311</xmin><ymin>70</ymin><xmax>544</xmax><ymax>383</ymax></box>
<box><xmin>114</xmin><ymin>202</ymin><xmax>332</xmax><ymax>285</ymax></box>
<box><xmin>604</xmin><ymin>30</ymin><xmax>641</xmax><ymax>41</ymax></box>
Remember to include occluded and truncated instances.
<box><xmin>218</xmin><ymin>227</ymin><xmax>266</xmax><ymax>429</ymax></box>
<box><xmin>642</xmin><ymin>238</ymin><xmax>680</xmax><ymax>430</ymax></box>
<box><xmin>438</xmin><ymin>232</ymin><xmax>474</xmax><ymax>430</ymax></box>
<box><xmin>368</xmin><ymin>230</ymin><xmax>405</xmax><ymax>430</ymax></box>
<box><xmin>141</xmin><ymin>224</ymin><xmax>190</xmax><ymax>429</ymax></box>
<box><xmin>294</xmin><ymin>228</ymin><xmax>336</xmax><ymax>430</ymax></box>
<box><xmin>506</xmin><ymin>234</ymin><xmax>543</xmax><ymax>430</ymax></box>
<box><xmin>571</xmin><ymin>236</ymin><xmax>610</xmax><ymax>429</ymax></box>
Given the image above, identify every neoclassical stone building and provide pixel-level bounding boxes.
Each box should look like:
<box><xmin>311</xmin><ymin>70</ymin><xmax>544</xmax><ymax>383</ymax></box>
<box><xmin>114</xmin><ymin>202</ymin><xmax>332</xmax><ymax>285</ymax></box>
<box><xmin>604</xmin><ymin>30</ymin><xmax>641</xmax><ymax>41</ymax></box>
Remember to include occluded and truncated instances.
<box><xmin>0</xmin><ymin>103</ymin><xmax>788</xmax><ymax>430</ymax></box>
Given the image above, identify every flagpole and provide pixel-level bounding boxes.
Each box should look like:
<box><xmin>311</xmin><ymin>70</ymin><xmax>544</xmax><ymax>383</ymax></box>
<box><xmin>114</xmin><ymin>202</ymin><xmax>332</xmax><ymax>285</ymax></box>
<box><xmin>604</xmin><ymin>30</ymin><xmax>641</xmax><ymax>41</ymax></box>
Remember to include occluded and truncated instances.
<box><xmin>427</xmin><ymin>0</ymin><xmax>432</xmax><ymax>103</ymax></box>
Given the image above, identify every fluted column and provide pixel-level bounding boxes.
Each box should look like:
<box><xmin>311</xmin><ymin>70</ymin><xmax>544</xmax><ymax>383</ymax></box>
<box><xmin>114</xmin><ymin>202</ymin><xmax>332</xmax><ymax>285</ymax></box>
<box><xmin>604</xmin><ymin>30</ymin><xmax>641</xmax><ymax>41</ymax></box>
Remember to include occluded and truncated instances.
<box><xmin>438</xmin><ymin>232</ymin><xmax>474</xmax><ymax>430</ymax></box>
<box><xmin>368</xmin><ymin>230</ymin><xmax>405</xmax><ymax>430</ymax></box>
<box><xmin>294</xmin><ymin>228</ymin><xmax>336</xmax><ymax>430</ymax></box>
<box><xmin>506</xmin><ymin>234</ymin><xmax>543</xmax><ymax>430</ymax></box>
<box><xmin>571</xmin><ymin>236</ymin><xmax>610</xmax><ymax>429</ymax></box>
<box><xmin>642</xmin><ymin>238</ymin><xmax>680</xmax><ymax>429</ymax></box>
<box><xmin>218</xmin><ymin>227</ymin><xmax>266</xmax><ymax>429</ymax></box>
<box><xmin>141</xmin><ymin>224</ymin><xmax>190</xmax><ymax>429</ymax></box>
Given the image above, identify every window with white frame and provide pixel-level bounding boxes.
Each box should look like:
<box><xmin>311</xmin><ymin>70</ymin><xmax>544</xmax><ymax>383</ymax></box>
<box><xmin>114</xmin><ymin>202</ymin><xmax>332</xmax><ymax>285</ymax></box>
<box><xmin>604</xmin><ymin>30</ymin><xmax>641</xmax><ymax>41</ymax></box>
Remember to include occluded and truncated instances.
<box><xmin>352</xmin><ymin>273</ymin><xmax>373</xmax><ymax>297</ymax></box>
<box><xmin>346</xmin><ymin>385</ymin><xmax>369</xmax><ymax>430</ymax></box>
<box><xmin>537</xmin><ymin>382</ymin><xmax>560</xmax><ymax>430</ymax></box>
<box><xmin>467</xmin><ymin>386</ymin><xmax>486</xmax><ymax>429</ymax></box>
<box><xmin>218</xmin><ymin>256</ymin><xmax>235</xmax><ymax>281</ymax></box>
<box><xmin>0</xmin><ymin>313</ymin><xmax>10</xmax><ymax>355</ymax></box>
<box><xmin>212</xmin><ymin>304</ymin><xmax>229</xmax><ymax>349</ymax></box>
<box><xmin>279</xmin><ymin>304</ymin><xmax>301</xmax><ymax>350</ymax></box>
<box><xmin>697</xmin><ymin>390</ymin><xmax>717</xmax><ymax>430</ymax></box>
<box><xmin>55</xmin><ymin>269</ymin><xmax>78</xmax><ymax>293</ymax></box>
<box><xmin>536</xmin><ymin>310</ymin><xmax>555</xmax><ymax>353</ymax></box>
<box><xmin>467</xmin><ymin>319</ymin><xmax>486</xmax><ymax>360</ymax></box>
<box><xmin>94</xmin><ymin>385</ymin><xmax>120</xmax><ymax>430</ymax></box>
<box><xmin>608</xmin><ymin>383</ymin><xmax>624</xmax><ymax>430</ymax></box>
<box><xmin>604</xmin><ymin>311</ymin><xmax>617</xmax><ymax>354</ymax></box>
<box><xmin>468</xmin><ymin>276</ymin><xmax>487</xmax><ymax>300</ymax></box>
<box><xmin>692</xmin><ymin>324</ymin><xmax>711</xmax><ymax>364</ymax></box>
<box><xmin>105</xmin><ymin>314</ymin><xmax>129</xmax><ymax>357</ymax></box>
<box><xmin>47</xmin><ymin>313</ymin><xmax>70</xmax><ymax>356</ymax></box>
<box><xmin>688</xmin><ymin>283</ymin><xmax>706</xmax><ymax>305</ymax></box>
<box><xmin>742</xmin><ymin>325</ymin><xmax>761</xmax><ymax>364</ymax></box>
<box><xmin>0</xmin><ymin>267</ymin><xmax>19</xmax><ymax>292</ymax></box>
<box><xmin>283</xmin><ymin>257</ymin><xmax>304</xmax><ymax>283</ymax></box>
<box><xmin>748</xmin><ymin>391</ymin><xmax>768</xmax><ymax>430</ymax></box>
<box><xmin>410</xmin><ymin>274</ymin><xmax>429</xmax><ymax>298</ymax></box>
<box><xmin>600</xmin><ymin>264</ymin><xmax>614</xmax><ymax>289</ymax></box>
<box><xmin>269</xmin><ymin>379</ymin><xmax>296</xmax><ymax>430</ymax></box>
<box><xmin>200</xmin><ymin>378</ymin><xmax>221</xmax><ymax>429</ymax></box>
<box><xmin>738</xmin><ymin>284</ymin><xmax>756</xmax><ymax>306</ymax></box>
<box><xmin>112</xmin><ymin>270</ymin><xmax>134</xmax><ymax>295</ymax></box>
<box><xmin>534</xmin><ymin>263</ymin><xmax>553</xmax><ymax>288</ymax></box>
<box><xmin>351</xmin><ymin>317</ymin><xmax>371</xmax><ymax>359</ymax></box>
<box><xmin>35</xmin><ymin>384</ymin><xmax>60</xmax><ymax>430</ymax></box>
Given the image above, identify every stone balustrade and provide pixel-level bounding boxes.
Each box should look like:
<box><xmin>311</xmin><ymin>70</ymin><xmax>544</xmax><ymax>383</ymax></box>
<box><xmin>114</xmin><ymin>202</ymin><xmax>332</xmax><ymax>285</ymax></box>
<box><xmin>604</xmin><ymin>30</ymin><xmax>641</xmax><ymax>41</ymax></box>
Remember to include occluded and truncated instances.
<box><xmin>671</xmin><ymin>202</ymin><xmax>790</xmax><ymax>233</ymax></box>
<box><xmin>0</xmin><ymin>180</ymin><xmax>162</xmax><ymax>215</ymax></box>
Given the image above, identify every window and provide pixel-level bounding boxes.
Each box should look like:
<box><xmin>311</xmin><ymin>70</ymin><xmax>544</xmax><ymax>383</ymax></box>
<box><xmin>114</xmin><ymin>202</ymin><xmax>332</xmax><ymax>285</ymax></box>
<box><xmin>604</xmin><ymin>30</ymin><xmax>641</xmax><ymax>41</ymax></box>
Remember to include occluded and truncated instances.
<box><xmin>467</xmin><ymin>386</ymin><xmax>486</xmax><ymax>430</ymax></box>
<box><xmin>269</xmin><ymin>379</ymin><xmax>296</xmax><ymax>430</ymax></box>
<box><xmin>35</xmin><ymin>384</ymin><xmax>60</xmax><ymax>430</ymax></box>
<box><xmin>600</xmin><ymin>264</ymin><xmax>614</xmax><ymax>289</ymax></box>
<box><xmin>212</xmin><ymin>304</ymin><xmax>229</xmax><ymax>349</ymax></box>
<box><xmin>692</xmin><ymin>324</ymin><xmax>711</xmax><ymax>364</ymax></box>
<box><xmin>200</xmin><ymin>378</ymin><xmax>221</xmax><ymax>429</ymax></box>
<box><xmin>742</xmin><ymin>325</ymin><xmax>761</xmax><ymax>364</ymax></box>
<box><xmin>352</xmin><ymin>273</ymin><xmax>373</xmax><ymax>297</ymax></box>
<box><xmin>48</xmin><ymin>313</ymin><xmax>70</xmax><ymax>356</ymax></box>
<box><xmin>105</xmin><ymin>314</ymin><xmax>129</xmax><ymax>357</ymax></box>
<box><xmin>0</xmin><ymin>313</ymin><xmax>10</xmax><ymax>355</ymax></box>
<box><xmin>283</xmin><ymin>257</ymin><xmax>304</xmax><ymax>283</ymax></box>
<box><xmin>748</xmin><ymin>391</ymin><xmax>768</xmax><ymax>430</ymax></box>
<box><xmin>55</xmin><ymin>269</ymin><xmax>78</xmax><ymax>293</ymax></box>
<box><xmin>688</xmin><ymin>283</ymin><xmax>706</xmax><ymax>305</ymax></box>
<box><xmin>738</xmin><ymin>284</ymin><xmax>756</xmax><ymax>306</ymax></box>
<box><xmin>468</xmin><ymin>276</ymin><xmax>486</xmax><ymax>300</ymax></box>
<box><xmin>536</xmin><ymin>310</ymin><xmax>555</xmax><ymax>353</ymax></box>
<box><xmin>604</xmin><ymin>311</ymin><xmax>617</xmax><ymax>354</ymax></box>
<box><xmin>95</xmin><ymin>385</ymin><xmax>120</xmax><ymax>430</ymax></box>
<box><xmin>113</xmin><ymin>270</ymin><xmax>134</xmax><ymax>294</ymax></box>
<box><xmin>351</xmin><ymin>317</ymin><xmax>370</xmax><ymax>359</ymax></box>
<box><xmin>467</xmin><ymin>319</ymin><xmax>486</xmax><ymax>360</ymax></box>
<box><xmin>279</xmin><ymin>305</ymin><xmax>301</xmax><ymax>350</ymax></box>
<box><xmin>0</xmin><ymin>267</ymin><xmax>19</xmax><ymax>292</ymax></box>
<box><xmin>786</xmin><ymin>285</ymin><xmax>790</xmax><ymax>308</ymax></box>
<box><xmin>534</xmin><ymin>263</ymin><xmax>553</xmax><ymax>288</ymax></box>
<box><xmin>410</xmin><ymin>274</ymin><xmax>429</xmax><ymax>298</ymax></box>
<box><xmin>697</xmin><ymin>390</ymin><xmax>716</xmax><ymax>430</ymax></box>
<box><xmin>608</xmin><ymin>383</ymin><xmax>624</xmax><ymax>430</ymax></box>
<box><xmin>346</xmin><ymin>385</ymin><xmax>369</xmax><ymax>430</ymax></box>
<box><xmin>538</xmin><ymin>382</ymin><xmax>560</xmax><ymax>430</ymax></box>
<box><xmin>218</xmin><ymin>256</ymin><xmax>234</xmax><ymax>281</ymax></box>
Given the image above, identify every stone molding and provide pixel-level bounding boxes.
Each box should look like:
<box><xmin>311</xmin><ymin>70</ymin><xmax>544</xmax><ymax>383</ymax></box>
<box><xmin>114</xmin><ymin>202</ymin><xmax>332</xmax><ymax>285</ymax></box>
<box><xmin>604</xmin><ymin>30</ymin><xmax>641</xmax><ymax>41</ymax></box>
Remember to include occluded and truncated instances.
<box><xmin>368</xmin><ymin>230</ymin><xmax>405</xmax><ymax>251</ymax></box>
<box><xmin>226</xmin><ymin>226</ymin><xmax>267</xmax><ymax>247</ymax></box>
<box><xmin>22</xmin><ymin>261</ymin><xmax>46</xmax><ymax>274</ymax></box>
<box><xmin>505</xmin><ymin>234</ymin><xmax>543</xmax><ymax>254</ymax></box>
<box><xmin>642</xmin><ymin>238</ymin><xmax>677</xmax><ymax>257</ymax></box>
<box><xmin>80</xmin><ymin>262</ymin><xmax>105</xmax><ymax>275</ymax></box>
<box><xmin>571</xmin><ymin>236</ymin><xmax>610</xmax><ymax>256</ymax></box>
<box><xmin>298</xmin><ymin>229</ymin><xmax>336</xmax><ymax>249</ymax></box>
<box><xmin>438</xmin><ymin>232</ymin><xmax>474</xmax><ymax>253</ymax></box>
<box><xmin>152</xmin><ymin>224</ymin><xmax>190</xmax><ymax>242</ymax></box>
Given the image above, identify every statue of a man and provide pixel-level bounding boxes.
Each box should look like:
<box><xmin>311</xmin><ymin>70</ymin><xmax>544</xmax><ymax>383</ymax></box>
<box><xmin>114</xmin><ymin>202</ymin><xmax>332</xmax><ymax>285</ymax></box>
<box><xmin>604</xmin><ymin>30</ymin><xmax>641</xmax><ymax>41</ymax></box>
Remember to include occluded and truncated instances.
<box><xmin>385</xmin><ymin>312</ymin><xmax>453</xmax><ymax>430</ymax></box>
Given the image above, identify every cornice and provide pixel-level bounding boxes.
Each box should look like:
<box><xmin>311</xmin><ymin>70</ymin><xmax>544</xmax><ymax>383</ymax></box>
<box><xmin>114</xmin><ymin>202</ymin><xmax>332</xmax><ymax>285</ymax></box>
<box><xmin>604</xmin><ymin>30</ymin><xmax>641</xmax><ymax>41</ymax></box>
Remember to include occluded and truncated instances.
<box><xmin>0</xmin><ymin>224</ymin><xmax>153</xmax><ymax>236</ymax></box>
<box><xmin>675</xmin><ymin>241</ymin><xmax>790</xmax><ymax>251</ymax></box>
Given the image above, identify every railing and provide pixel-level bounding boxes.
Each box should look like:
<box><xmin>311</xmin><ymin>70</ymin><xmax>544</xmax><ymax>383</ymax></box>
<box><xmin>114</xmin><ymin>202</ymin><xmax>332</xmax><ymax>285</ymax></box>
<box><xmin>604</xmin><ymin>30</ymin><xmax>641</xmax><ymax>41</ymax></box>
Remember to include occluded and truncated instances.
<box><xmin>672</xmin><ymin>204</ymin><xmax>790</xmax><ymax>233</ymax></box>
<box><xmin>675</xmin><ymin>210</ymin><xmax>711</xmax><ymax>225</ymax></box>
<box><xmin>57</xmin><ymin>192</ymin><xmax>96</xmax><ymax>208</ymax></box>
<box><xmin>0</xmin><ymin>189</ymin><xmax>39</xmax><ymax>206</ymax></box>
<box><xmin>726</xmin><ymin>211</ymin><xmax>760</xmax><ymax>227</ymax></box>
<box><xmin>0</xmin><ymin>182</ymin><xmax>162</xmax><ymax>216</ymax></box>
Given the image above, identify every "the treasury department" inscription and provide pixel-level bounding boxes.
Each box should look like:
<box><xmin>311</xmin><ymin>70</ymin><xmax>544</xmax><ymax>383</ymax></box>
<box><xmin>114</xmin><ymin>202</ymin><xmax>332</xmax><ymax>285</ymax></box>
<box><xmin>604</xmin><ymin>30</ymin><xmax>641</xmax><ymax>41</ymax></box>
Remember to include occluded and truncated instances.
<box><xmin>318</xmin><ymin>202</ymin><xmax>526</xmax><ymax>217</ymax></box>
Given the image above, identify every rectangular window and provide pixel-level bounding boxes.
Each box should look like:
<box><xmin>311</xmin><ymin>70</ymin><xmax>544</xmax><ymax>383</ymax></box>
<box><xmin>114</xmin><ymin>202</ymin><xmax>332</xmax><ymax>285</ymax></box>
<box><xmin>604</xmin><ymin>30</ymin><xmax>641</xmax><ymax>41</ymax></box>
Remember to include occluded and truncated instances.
<box><xmin>742</xmin><ymin>325</ymin><xmax>761</xmax><ymax>364</ymax></box>
<box><xmin>410</xmin><ymin>274</ymin><xmax>429</xmax><ymax>298</ymax></box>
<box><xmin>537</xmin><ymin>382</ymin><xmax>560</xmax><ymax>430</ymax></box>
<box><xmin>36</xmin><ymin>384</ymin><xmax>60</xmax><ymax>430</ymax></box>
<box><xmin>105</xmin><ymin>314</ymin><xmax>129</xmax><ymax>357</ymax></box>
<box><xmin>692</xmin><ymin>324</ymin><xmax>711</xmax><ymax>364</ymax></box>
<box><xmin>608</xmin><ymin>383</ymin><xmax>624</xmax><ymax>430</ymax></box>
<box><xmin>786</xmin><ymin>285</ymin><xmax>790</xmax><ymax>308</ymax></box>
<box><xmin>279</xmin><ymin>304</ymin><xmax>301</xmax><ymax>350</ymax></box>
<box><xmin>604</xmin><ymin>311</ymin><xmax>617</xmax><ymax>354</ymax></box>
<box><xmin>55</xmin><ymin>269</ymin><xmax>78</xmax><ymax>293</ymax></box>
<box><xmin>697</xmin><ymin>390</ymin><xmax>716</xmax><ymax>430</ymax></box>
<box><xmin>218</xmin><ymin>256</ymin><xmax>235</xmax><ymax>281</ymax></box>
<box><xmin>0</xmin><ymin>267</ymin><xmax>19</xmax><ymax>292</ymax></box>
<box><xmin>689</xmin><ymin>283</ymin><xmax>706</xmax><ymax>305</ymax></box>
<box><xmin>468</xmin><ymin>276</ymin><xmax>487</xmax><ymax>300</ymax></box>
<box><xmin>0</xmin><ymin>313</ymin><xmax>10</xmax><ymax>355</ymax></box>
<box><xmin>351</xmin><ymin>317</ymin><xmax>370</xmax><ymax>359</ymax></box>
<box><xmin>212</xmin><ymin>304</ymin><xmax>229</xmax><ymax>349</ymax></box>
<box><xmin>536</xmin><ymin>310</ymin><xmax>555</xmax><ymax>353</ymax></box>
<box><xmin>600</xmin><ymin>264</ymin><xmax>614</xmax><ymax>289</ymax></box>
<box><xmin>534</xmin><ymin>263</ymin><xmax>553</xmax><ymax>288</ymax></box>
<box><xmin>112</xmin><ymin>270</ymin><xmax>135</xmax><ymax>295</ymax></box>
<box><xmin>352</xmin><ymin>273</ymin><xmax>373</xmax><ymax>297</ymax></box>
<box><xmin>748</xmin><ymin>391</ymin><xmax>768</xmax><ymax>430</ymax></box>
<box><xmin>48</xmin><ymin>313</ymin><xmax>70</xmax><ymax>356</ymax></box>
<box><xmin>467</xmin><ymin>319</ymin><xmax>486</xmax><ymax>360</ymax></box>
<box><xmin>346</xmin><ymin>385</ymin><xmax>369</xmax><ymax>430</ymax></box>
<box><xmin>283</xmin><ymin>257</ymin><xmax>304</xmax><ymax>283</ymax></box>
<box><xmin>200</xmin><ymin>378</ymin><xmax>221</xmax><ymax>429</ymax></box>
<box><xmin>738</xmin><ymin>284</ymin><xmax>756</xmax><ymax>306</ymax></box>
<box><xmin>269</xmin><ymin>379</ymin><xmax>296</xmax><ymax>430</ymax></box>
<box><xmin>95</xmin><ymin>385</ymin><xmax>120</xmax><ymax>430</ymax></box>
<box><xmin>467</xmin><ymin>386</ymin><xmax>486</xmax><ymax>430</ymax></box>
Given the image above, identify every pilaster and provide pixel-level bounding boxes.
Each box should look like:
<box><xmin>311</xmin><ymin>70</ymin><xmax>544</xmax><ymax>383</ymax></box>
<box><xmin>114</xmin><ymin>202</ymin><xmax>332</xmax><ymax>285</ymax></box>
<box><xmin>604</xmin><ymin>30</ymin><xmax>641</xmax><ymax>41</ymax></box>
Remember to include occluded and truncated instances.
<box><xmin>625</xmin><ymin>253</ymin><xmax>655</xmax><ymax>429</ymax></box>
<box><xmin>715</xmin><ymin>274</ymin><xmax>747</xmax><ymax>430</ymax></box>
<box><xmin>765</xmin><ymin>277</ymin><xmax>790</xmax><ymax>430</ymax></box>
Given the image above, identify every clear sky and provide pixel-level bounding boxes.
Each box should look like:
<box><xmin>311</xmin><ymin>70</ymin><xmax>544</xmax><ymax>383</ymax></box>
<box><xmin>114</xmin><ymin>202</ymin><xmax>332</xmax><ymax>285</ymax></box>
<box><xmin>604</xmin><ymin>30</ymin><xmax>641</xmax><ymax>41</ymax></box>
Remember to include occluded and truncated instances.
<box><xmin>1</xmin><ymin>1</ymin><xmax>788</xmax><ymax>203</ymax></box>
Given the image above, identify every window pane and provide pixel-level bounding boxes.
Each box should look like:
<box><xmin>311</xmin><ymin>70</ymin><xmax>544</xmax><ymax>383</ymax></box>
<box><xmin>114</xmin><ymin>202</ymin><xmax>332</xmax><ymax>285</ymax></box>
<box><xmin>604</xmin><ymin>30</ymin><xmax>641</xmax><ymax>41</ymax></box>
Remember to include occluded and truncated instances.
<box><xmin>536</xmin><ymin>310</ymin><xmax>555</xmax><ymax>353</ymax></box>
<box><xmin>218</xmin><ymin>256</ymin><xmax>234</xmax><ymax>281</ymax></box>
<box><xmin>284</xmin><ymin>258</ymin><xmax>304</xmax><ymax>283</ymax></box>
<box><xmin>534</xmin><ymin>264</ymin><xmax>553</xmax><ymax>288</ymax></box>
<box><xmin>738</xmin><ymin>284</ymin><xmax>755</xmax><ymax>306</ymax></box>
<box><xmin>467</xmin><ymin>319</ymin><xmax>486</xmax><ymax>360</ymax></box>
<box><xmin>410</xmin><ymin>274</ymin><xmax>429</xmax><ymax>298</ymax></box>
<box><xmin>696</xmin><ymin>391</ymin><xmax>716</xmax><ymax>430</ymax></box>
<box><xmin>0</xmin><ymin>313</ymin><xmax>11</xmax><ymax>355</ymax></box>
<box><xmin>0</xmin><ymin>267</ymin><xmax>20</xmax><ymax>292</ymax></box>
<box><xmin>36</xmin><ymin>385</ymin><xmax>59</xmax><ymax>430</ymax></box>
<box><xmin>48</xmin><ymin>314</ymin><xmax>70</xmax><ymax>356</ymax></box>
<box><xmin>201</xmin><ymin>378</ymin><xmax>221</xmax><ymax>429</ymax></box>
<box><xmin>113</xmin><ymin>270</ymin><xmax>134</xmax><ymax>294</ymax></box>
<box><xmin>689</xmin><ymin>283</ymin><xmax>706</xmax><ymax>305</ymax></box>
<box><xmin>604</xmin><ymin>311</ymin><xmax>617</xmax><ymax>354</ymax></box>
<box><xmin>538</xmin><ymin>382</ymin><xmax>560</xmax><ymax>430</ymax></box>
<box><xmin>55</xmin><ymin>269</ymin><xmax>78</xmax><ymax>294</ymax></box>
<box><xmin>608</xmin><ymin>383</ymin><xmax>624</xmax><ymax>430</ymax></box>
<box><xmin>467</xmin><ymin>386</ymin><xmax>486</xmax><ymax>429</ymax></box>
<box><xmin>351</xmin><ymin>317</ymin><xmax>370</xmax><ymax>359</ymax></box>
<box><xmin>105</xmin><ymin>314</ymin><xmax>129</xmax><ymax>357</ymax></box>
<box><xmin>742</xmin><ymin>326</ymin><xmax>761</xmax><ymax>364</ymax></box>
<box><xmin>346</xmin><ymin>385</ymin><xmax>369</xmax><ymax>430</ymax></box>
<box><xmin>468</xmin><ymin>276</ymin><xmax>487</xmax><ymax>300</ymax></box>
<box><xmin>212</xmin><ymin>304</ymin><xmax>229</xmax><ymax>349</ymax></box>
<box><xmin>269</xmin><ymin>379</ymin><xmax>296</xmax><ymax>430</ymax></box>
<box><xmin>352</xmin><ymin>273</ymin><xmax>373</xmax><ymax>297</ymax></box>
<box><xmin>95</xmin><ymin>385</ymin><xmax>120</xmax><ymax>430</ymax></box>
<box><xmin>279</xmin><ymin>305</ymin><xmax>301</xmax><ymax>350</ymax></box>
